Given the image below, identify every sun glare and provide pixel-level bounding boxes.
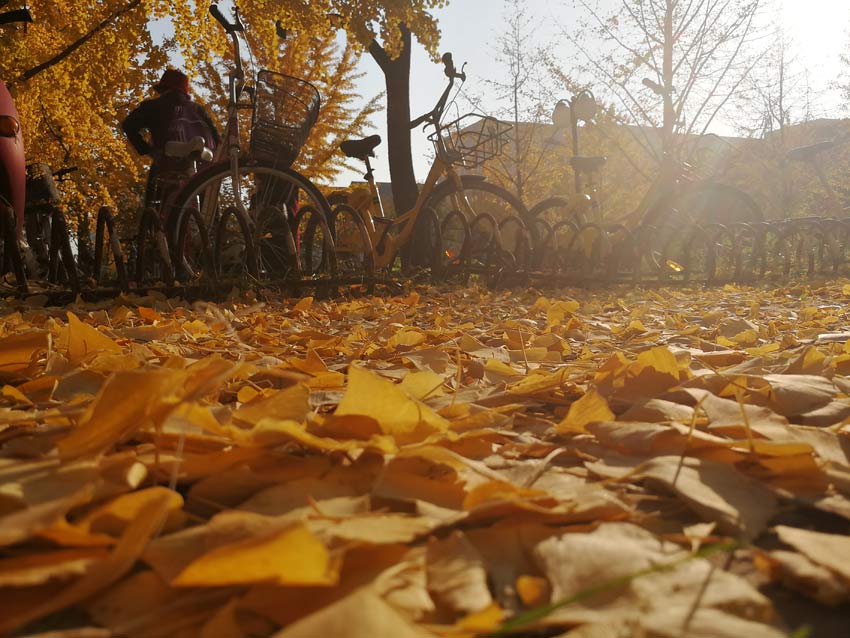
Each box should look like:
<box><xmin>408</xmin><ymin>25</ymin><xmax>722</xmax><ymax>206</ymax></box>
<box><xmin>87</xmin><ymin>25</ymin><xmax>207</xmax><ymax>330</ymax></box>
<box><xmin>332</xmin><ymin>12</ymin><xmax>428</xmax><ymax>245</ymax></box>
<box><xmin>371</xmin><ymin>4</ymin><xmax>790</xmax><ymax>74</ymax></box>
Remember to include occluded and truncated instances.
<box><xmin>781</xmin><ymin>0</ymin><xmax>847</xmax><ymax>58</ymax></box>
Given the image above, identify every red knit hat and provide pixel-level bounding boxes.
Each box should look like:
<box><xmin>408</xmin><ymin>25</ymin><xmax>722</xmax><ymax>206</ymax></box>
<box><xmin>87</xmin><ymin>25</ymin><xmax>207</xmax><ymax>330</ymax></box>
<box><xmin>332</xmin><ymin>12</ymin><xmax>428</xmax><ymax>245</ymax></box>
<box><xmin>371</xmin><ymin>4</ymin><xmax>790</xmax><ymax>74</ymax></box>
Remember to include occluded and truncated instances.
<box><xmin>153</xmin><ymin>69</ymin><xmax>190</xmax><ymax>94</ymax></box>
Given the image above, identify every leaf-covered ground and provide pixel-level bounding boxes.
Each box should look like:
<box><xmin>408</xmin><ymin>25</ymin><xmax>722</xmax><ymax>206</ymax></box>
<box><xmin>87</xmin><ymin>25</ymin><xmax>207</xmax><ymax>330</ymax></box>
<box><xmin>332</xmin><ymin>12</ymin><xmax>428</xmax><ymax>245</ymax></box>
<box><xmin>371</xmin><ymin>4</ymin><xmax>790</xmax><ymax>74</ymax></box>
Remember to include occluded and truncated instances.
<box><xmin>2</xmin><ymin>282</ymin><xmax>850</xmax><ymax>637</ymax></box>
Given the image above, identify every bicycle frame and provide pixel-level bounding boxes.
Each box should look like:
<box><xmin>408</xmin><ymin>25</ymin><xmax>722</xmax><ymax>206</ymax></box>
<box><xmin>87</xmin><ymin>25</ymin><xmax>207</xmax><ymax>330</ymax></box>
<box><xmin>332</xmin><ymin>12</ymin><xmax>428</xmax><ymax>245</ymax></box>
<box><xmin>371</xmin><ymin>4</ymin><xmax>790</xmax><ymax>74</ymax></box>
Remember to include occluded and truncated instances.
<box><xmin>343</xmin><ymin>54</ymin><xmax>481</xmax><ymax>270</ymax></box>
<box><xmin>353</xmin><ymin>138</ymin><xmax>479</xmax><ymax>270</ymax></box>
<box><xmin>211</xmin><ymin>9</ymin><xmax>248</xmax><ymax>217</ymax></box>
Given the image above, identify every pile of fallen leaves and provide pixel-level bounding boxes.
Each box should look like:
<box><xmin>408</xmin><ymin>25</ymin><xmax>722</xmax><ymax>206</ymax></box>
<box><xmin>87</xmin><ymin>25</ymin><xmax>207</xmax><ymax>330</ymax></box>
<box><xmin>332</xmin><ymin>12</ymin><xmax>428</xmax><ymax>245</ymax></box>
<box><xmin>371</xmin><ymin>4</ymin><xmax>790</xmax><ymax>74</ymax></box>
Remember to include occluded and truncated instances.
<box><xmin>1</xmin><ymin>281</ymin><xmax>850</xmax><ymax>637</ymax></box>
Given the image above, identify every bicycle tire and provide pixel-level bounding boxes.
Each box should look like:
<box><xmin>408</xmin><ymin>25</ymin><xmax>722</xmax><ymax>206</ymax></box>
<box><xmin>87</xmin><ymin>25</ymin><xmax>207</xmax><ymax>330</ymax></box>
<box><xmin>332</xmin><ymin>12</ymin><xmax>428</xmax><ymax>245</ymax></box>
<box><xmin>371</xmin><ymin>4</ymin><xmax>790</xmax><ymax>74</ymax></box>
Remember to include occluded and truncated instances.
<box><xmin>527</xmin><ymin>195</ymin><xmax>588</xmax><ymax>226</ymax></box>
<box><xmin>0</xmin><ymin>204</ymin><xmax>27</xmax><ymax>293</ymax></box>
<box><xmin>212</xmin><ymin>205</ymin><xmax>256</xmax><ymax>281</ymax></box>
<box><xmin>439</xmin><ymin>209</ymin><xmax>470</xmax><ymax>277</ymax></box>
<box><xmin>329</xmin><ymin>203</ymin><xmax>375</xmax><ymax>280</ymax></box>
<box><xmin>423</xmin><ymin>176</ymin><xmax>529</xmax><ymax>226</ymax></box>
<box><xmin>48</xmin><ymin>207</ymin><xmax>80</xmax><ymax>294</ymax></box>
<box><xmin>642</xmin><ymin>181</ymin><xmax>763</xmax><ymax>228</ymax></box>
<box><xmin>411</xmin><ymin>206</ymin><xmax>443</xmax><ymax>280</ymax></box>
<box><xmin>422</xmin><ymin>176</ymin><xmax>528</xmax><ymax>271</ymax></box>
<box><xmin>255</xmin><ymin>205</ymin><xmax>300</xmax><ymax>280</ymax></box>
<box><xmin>93</xmin><ymin>206</ymin><xmax>128</xmax><ymax>291</ymax></box>
<box><xmin>135</xmin><ymin>207</ymin><xmax>174</xmax><ymax>285</ymax></box>
<box><xmin>169</xmin><ymin>162</ymin><xmax>331</xmax><ymax>282</ymax></box>
<box><xmin>169</xmin><ymin>161</ymin><xmax>332</xmax><ymax>246</ymax></box>
<box><xmin>297</xmin><ymin>205</ymin><xmax>338</xmax><ymax>279</ymax></box>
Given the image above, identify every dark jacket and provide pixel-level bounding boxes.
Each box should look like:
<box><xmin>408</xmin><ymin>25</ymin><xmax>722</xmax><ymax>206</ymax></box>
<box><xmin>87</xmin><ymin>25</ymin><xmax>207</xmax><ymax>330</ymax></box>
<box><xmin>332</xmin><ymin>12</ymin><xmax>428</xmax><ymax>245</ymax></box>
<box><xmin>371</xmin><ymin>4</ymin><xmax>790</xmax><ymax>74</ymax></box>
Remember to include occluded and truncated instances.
<box><xmin>122</xmin><ymin>90</ymin><xmax>220</xmax><ymax>160</ymax></box>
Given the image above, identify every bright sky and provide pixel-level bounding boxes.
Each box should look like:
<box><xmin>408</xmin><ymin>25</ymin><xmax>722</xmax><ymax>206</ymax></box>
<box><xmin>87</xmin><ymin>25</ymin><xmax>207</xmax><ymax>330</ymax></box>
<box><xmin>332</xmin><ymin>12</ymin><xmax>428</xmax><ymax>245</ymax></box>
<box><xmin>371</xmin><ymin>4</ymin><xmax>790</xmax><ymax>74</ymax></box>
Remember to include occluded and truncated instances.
<box><xmin>336</xmin><ymin>0</ymin><xmax>850</xmax><ymax>186</ymax></box>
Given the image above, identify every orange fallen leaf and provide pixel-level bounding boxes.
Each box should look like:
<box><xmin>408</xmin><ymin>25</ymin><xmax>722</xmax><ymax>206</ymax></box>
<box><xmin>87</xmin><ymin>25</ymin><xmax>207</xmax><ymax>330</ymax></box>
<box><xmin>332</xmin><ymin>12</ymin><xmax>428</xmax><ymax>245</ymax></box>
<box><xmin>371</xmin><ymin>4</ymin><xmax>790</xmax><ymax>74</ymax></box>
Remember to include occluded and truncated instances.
<box><xmin>172</xmin><ymin>522</ymin><xmax>339</xmax><ymax>587</ymax></box>
<box><xmin>335</xmin><ymin>366</ymin><xmax>448</xmax><ymax>444</ymax></box>
<box><xmin>557</xmin><ymin>389</ymin><xmax>615</xmax><ymax>433</ymax></box>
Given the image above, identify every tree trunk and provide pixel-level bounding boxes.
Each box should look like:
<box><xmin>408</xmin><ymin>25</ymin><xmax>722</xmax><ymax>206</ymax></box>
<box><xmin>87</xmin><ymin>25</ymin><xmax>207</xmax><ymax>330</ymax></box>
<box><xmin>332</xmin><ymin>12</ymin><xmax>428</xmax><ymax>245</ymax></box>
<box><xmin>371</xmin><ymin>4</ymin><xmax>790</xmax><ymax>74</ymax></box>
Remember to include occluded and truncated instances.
<box><xmin>513</xmin><ymin>73</ymin><xmax>523</xmax><ymax>203</ymax></box>
<box><xmin>662</xmin><ymin>0</ymin><xmax>675</xmax><ymax>176</ymax></box>
<box><xmin>370</xmin><ymin>25</ymin><xmax>418</xmax><ymax>216</ymax></box>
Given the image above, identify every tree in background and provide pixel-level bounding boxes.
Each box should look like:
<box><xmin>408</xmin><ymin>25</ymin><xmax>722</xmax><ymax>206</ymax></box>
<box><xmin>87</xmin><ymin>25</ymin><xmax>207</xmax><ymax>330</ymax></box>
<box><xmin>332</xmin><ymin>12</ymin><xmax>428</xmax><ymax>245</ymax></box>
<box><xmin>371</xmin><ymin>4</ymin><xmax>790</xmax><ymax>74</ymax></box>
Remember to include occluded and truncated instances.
<box><xmin>5</xmin><ymin>0</ymin><xmax>165</xmax><ymax>216</ymax></box>
<box><xmin>564</xmin><ymin>0</ymin><xmax>764</xmax><ymax>176</ymax></box>
<box><xmin>6</xmin><ymin>0</ymin><xmax>429</xmax><ymax>234</ymax></box>
<box><xmin>331</xmin><ymin>2</ymin><xmax>444</xmax><ymax>215</ymax></box>
<box><xmin>183</xmin><ymin>5</ymin><xmax>381</xmax><ymax>186</ymax></box>
<box><xmin>476</xmin><ymin>0</ymin><xmax>560</xmax><ymax>205</ymax></box>
<box><xmin>731</xmin><ymin>21</ymin><xmax>818</xmax><ymax>217</ymax></box>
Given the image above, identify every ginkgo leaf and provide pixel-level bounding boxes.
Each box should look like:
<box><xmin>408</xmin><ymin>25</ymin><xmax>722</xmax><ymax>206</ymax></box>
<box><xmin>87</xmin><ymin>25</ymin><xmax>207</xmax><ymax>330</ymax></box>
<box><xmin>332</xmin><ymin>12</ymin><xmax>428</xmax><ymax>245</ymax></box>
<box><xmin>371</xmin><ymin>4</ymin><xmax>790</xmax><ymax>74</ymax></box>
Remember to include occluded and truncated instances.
<box><xmin>78</xmin><ymin>487</ymin><xmax>184</xmax><ymax>536</ymax></box>
<box><xmin>273</xmin><ymin>587</ymin><xmax>432</xmax><ymax>638</ymax></box>
<box><xmin>3</xmin><ymin>274</ymin><xmax>850</xmax><ymax>638</ymax></box>
<box><xmin>426</xmin><ymin>531</ymin><xmax>493</xmax><ymax>614</ymax></box>
<box><xmin>399</xmin><ymin>370</ymin><xmax>446</xmax><ymax>399</ymax></box>
<box><xmin>0</xmin><ymin>492</ymin><xmax>172</xmax><ymax>634</ymax></box>
<box><xmin>56</xmin><ymin>369</ymin><xmax>186</xmax><ymax>459</ymax></box>
<box><xmin>63</xmin><ymin>312</ymin><xmax>122</xmax><ymax>364</ymax></box>
<box><xmin>0</xmin><ymin>331</ymin><xmax>48</xmax><ymax>374</ymax></box>
<box><xmin>173</xmin><ymin>523</ymin><xmax>338</xmax><ymax>587</ymax></box>
<box><xmin>774</xmin><ymin>526</ymin><xmax>850</xmax><ymax>582</ymax></box>
<box><xmin>335</xmin><ymin>366</ymin><xmax>448</xmax><ymax>443</ymax></box>
<box><xmin>232</xmin><ymin>383</ymin><xmax>311</xmax><ymax>426</ymax></box>
<box><xmin>557</xmin><ymin>389</ymin><xmax>615</xmax><ymax>433</ymax></box>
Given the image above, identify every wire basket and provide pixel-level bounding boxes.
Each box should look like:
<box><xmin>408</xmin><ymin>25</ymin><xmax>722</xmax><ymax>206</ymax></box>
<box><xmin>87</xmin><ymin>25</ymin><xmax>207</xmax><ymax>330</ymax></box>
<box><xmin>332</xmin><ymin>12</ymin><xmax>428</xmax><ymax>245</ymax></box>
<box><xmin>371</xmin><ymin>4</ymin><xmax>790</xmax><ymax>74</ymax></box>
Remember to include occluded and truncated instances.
<box><xmin>429</xmin><ymin>114</ymin><xmax>511</xmax><ymax>168</ymax></box>
<box><xmin>251</xmin><ymin>70</ymin><xmax>321</xmax><ymax>167</ymax></box>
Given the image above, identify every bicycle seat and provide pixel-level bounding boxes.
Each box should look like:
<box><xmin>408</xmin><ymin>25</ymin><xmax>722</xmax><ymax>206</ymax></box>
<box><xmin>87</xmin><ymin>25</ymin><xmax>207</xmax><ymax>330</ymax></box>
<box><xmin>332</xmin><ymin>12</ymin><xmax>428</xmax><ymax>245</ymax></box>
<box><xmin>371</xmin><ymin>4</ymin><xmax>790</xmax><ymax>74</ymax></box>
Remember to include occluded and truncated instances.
<box><xmin>165</xmin><ymin>137</ymin><xmax>213</xmax><ymax>162</ymax></box>
<box><xmin>570</xmin><ymin>155</ymin><xmax>607</xmax><ymax>173</ymax></box>
<box><xmin>339</xmin><ymin>135</ymin><xmax>382</xmax><ymax>161</ymax></box>
<box><xmin>785</xmin><ymin>140</ymin><xmax>838</xmax><ymax>162</ymax></box>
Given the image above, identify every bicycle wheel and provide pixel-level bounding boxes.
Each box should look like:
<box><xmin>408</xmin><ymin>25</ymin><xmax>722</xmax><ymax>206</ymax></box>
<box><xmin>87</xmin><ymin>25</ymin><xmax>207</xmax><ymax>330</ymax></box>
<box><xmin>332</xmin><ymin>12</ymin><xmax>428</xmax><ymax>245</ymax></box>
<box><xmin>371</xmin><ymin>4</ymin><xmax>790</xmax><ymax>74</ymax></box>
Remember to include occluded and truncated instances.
<box><xmin>212</xmin><ymin>207</ymin><xmax>257</xmax><ymax>280</ymax></box>
<box><xmin>329</xmin><ymin>204</ymin><xmax>374</xmax><ymax>281</ymax></box>
<box><xmin>93</xmin><ymin>206</ymin><xmax>128</xmax><ymax>291</ymax></box>
<box><xmin>440</xmin><ymin>209</ymin><xmax>470</xmax><ymax>277</ymax></box>
<box><xmin>643</xmin><ymin>181</ymin><xmax>763</xmax><ymax>227</ymax></box>
<box><xmin>528</xmin><ymin>196</ymin><xmax>588</xmax><ymax>227</ymax></box>
<box><xmin>498</xmin><ymin>215</ymin><xmax>532</xmax><ymax>270</ymax></box>
<box><xmin>424</xmin><ymin>176</ymin><xmax>528</xmax><ymax>227</ymax></box>
<box><xmin>411</xmin><ymin>207</ymin><xmax>442</xmax><ymax>280</ymax></box>
<box><xmin>467</xmin><ymin>213</ymin><xmax>500</xmax><ymax>272</ymax></box>
<box><xmin>135</xmin><ymin>207</ymin><xmax>174</xmax><ymax>285</ymax></box>
<box><xmin>169</xmin><ymin>161</ymin><xmax>331</xmax><ymax>280</ymax></box>
<box><xmin>0</xmin><ymin>204</ymin><xmax>27</xmax><ymax>293</ymax></box>
<box><xmin>48</xmin><ymin>208</ymin><xmax>80</xmax><ymax>294</ymax></box>
<box><xmin>255</xmin><ymin>205</ymin><xmax>299</xmax><ymax>280</ymax></box>
<box><xmin>297</xmin><ymin>205</ymin><xmax>337</xmax><ymax>279</ymax></box>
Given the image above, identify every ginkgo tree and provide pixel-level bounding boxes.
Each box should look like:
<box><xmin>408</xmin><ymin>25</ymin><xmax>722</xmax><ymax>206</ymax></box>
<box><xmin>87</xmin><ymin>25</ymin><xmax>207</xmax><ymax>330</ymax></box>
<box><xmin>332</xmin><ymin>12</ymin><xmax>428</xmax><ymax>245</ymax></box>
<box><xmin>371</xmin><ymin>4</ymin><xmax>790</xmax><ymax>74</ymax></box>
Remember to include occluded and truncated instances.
<box><xmin>4</xmin><ymin>0</ymin><xmax>164</xmax><ymax>215</ymax></box>
<box><xmin>176</xmin><ymin>2</ymin><xmax>382</xmax><ymax>186</ymax></box>
<box><xmin>170</xmin><ymin>0</ymin><xmax>447</xmax><ymax>213</ymax></box>
<box><xmin>4</xmin><ymin>0</ymin><xmax>440</xmax><ymax>235</ymax></box>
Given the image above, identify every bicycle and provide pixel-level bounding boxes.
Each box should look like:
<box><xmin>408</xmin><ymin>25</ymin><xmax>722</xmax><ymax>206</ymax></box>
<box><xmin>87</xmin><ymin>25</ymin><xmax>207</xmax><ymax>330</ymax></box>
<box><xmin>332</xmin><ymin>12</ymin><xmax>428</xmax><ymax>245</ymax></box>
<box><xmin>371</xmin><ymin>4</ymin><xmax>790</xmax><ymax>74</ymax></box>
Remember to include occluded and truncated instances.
<box><xmin>527</xmin><ymin>93</ymin><xmax>763</xmax><ymax>283</ymax></box>
<box><xmin>23</xmin><ymin>164</ymin><xmax>82</xmax><ymax>293</ymax></box>
<box><xmin>328</xmin><ymin>53</ymin><xmax>529</xmax><ymax>285</ymax></box>
<box><xmin>774</xmin><ymin>138</ymin><xmax>850</xmax><ymax>277</ymax></box>
<box><xmin>160</xmin><ymin>4</ymin><xmax>337</xmax><ymax>289</ymax></box>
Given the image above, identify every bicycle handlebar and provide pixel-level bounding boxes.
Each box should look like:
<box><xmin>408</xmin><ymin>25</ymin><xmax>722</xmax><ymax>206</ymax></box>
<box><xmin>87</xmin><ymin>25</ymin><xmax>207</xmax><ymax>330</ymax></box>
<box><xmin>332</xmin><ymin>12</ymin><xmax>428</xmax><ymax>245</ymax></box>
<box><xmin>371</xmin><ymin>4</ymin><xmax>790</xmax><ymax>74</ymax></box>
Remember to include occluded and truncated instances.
<box><xmin>410</xmin><ymin>52</ymin><xmax>466</xmax><ymax>130</ymax></box>
<box><xmin>209</xmin><ymin>3</ymin><xmax>243</xmax><ymax>33</ymax></box>
<box><xmin>209</xmin><ymin>3</ymin><xmax>245</xmax><ymax>94</ymax></box>
<box><xmin>441</xmin><ymin>53</ymin><xmax>466</xmax><ymax>82</ymax></box>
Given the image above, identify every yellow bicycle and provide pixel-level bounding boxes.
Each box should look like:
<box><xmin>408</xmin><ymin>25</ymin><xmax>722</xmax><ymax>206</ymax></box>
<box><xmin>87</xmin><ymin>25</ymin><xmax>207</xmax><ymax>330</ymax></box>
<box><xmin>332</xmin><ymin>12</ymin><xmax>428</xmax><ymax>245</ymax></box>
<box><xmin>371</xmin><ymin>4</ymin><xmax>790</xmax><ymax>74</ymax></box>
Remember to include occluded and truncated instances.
<box><xmin>324</xmin><ymin>53</ymin><xmax>529</xmax><ymax>283</ymax></box>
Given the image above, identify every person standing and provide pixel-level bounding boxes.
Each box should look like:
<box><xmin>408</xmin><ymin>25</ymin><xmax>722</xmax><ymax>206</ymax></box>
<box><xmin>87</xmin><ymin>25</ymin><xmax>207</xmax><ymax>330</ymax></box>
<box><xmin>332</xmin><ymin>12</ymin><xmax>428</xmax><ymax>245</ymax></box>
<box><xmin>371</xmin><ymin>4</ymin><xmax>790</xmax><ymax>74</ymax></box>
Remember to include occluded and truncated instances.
<box><xmin>122</xmin><ymin>69</ymin><xmax>220</xmax><ymax>218</ymax></box>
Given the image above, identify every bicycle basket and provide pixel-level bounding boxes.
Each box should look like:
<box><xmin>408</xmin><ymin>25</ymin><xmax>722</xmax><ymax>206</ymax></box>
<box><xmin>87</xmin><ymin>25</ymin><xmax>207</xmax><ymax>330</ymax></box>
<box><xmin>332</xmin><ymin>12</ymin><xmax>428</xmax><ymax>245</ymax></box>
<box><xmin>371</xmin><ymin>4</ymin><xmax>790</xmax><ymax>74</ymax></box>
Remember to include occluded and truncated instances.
<box><xmin>251</xmin><ymin>70</ymin><xmax>321</xmax><ymax>168</ymax></box>
<box><xmin>428</xmin><ymin>114</ymin><xmax>511</xmax><ymax>168</ymax></box>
